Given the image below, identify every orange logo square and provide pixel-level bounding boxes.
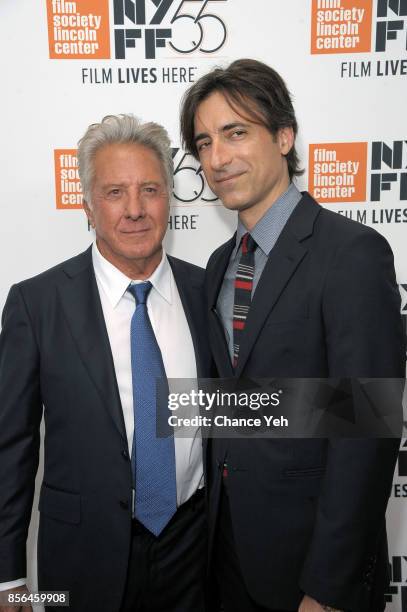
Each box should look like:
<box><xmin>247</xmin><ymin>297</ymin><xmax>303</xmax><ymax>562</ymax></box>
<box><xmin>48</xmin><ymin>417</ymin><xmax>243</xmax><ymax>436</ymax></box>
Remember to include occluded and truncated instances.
<box><xmin>47</xmin><ymin>0</ymin><xmax>110</xmax><ymax>59</ymax></box>
<box><xmin>308</xmin><ymin>142</ymin><xmax>368</xmax><ymax>203</ymax></box>
<box><xmin>55</xmin><ymin>149</ymin><xmax>83</xmax><ymax>209</ymax></box>
<box><xmin>311</xmin><ymin>0</ymin><xmax>372</xmax><ymax>54</ymax></box>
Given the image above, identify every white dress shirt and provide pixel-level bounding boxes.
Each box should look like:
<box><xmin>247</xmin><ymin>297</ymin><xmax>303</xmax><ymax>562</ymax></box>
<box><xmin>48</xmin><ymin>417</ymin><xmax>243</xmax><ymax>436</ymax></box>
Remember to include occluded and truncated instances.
<box><xmin>92</xmin><ymin>242</ymin><xmax>204</xmax><ymax>506</ymax></box>
<box><xmin>0</xmin><ymin>244</ymin><xmax>204</xmax><ymax>592</ymax></box>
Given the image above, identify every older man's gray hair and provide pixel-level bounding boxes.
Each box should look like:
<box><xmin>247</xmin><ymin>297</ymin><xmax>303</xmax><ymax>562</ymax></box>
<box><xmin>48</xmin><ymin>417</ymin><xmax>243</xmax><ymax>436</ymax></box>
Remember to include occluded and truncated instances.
<box><xmin>77</xmin><ymin>114</ymin><xmax>173</xmax><ymax>204</ymax></box>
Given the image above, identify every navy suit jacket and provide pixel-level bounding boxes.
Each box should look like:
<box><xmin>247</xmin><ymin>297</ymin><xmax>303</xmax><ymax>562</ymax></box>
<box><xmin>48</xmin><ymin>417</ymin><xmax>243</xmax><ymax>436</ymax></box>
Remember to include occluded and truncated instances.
<box><xmin>0</xmin><ymin>246</ymin><xmax>212</xmax><ymax>611</ymax></box>
<box><xmin>205</xmin><ymin>193</ymin><xmax>404</xmax><ymax>611</ymax></box>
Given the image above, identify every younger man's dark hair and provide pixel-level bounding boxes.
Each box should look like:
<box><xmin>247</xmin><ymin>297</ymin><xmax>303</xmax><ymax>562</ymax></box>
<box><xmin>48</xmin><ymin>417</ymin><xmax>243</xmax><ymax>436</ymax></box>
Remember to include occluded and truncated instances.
<box><xmin>180</xmin><ymin>58</ymin><xmax>303</xmax><ymax>180</ymax></box>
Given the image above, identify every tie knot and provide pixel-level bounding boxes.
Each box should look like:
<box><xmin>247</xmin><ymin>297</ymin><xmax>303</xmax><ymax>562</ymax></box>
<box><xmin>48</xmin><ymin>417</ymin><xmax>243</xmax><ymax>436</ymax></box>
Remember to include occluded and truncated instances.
<box><xmin>241</xmin><ymin>232</ymin><xmax>257</xmax><ymax>255</ymax></box>
<box><xmin>128</xmin><ymin>281</ymin><xmax>152</xmax><ymax>305</ymax></box>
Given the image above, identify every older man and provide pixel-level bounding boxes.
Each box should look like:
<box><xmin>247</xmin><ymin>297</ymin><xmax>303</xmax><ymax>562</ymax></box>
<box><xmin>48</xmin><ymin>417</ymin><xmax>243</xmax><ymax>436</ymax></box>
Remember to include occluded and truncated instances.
<box><xmin>0</xmin><ymin>115</ymin><xmax>212</xmax><ymax>612</ymax></box>
<box><xmin>180</xmin><ymin>59</ymin><xmax>404</xmax><ymax>612</ymax></box>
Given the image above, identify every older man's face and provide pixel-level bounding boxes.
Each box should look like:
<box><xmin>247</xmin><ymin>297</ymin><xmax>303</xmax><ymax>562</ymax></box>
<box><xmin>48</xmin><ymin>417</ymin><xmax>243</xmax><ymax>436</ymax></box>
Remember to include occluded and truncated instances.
<box><xmin>84</xmin><ymin>142</ymin><xmax>169</xmax><ymax>278</ymax></box>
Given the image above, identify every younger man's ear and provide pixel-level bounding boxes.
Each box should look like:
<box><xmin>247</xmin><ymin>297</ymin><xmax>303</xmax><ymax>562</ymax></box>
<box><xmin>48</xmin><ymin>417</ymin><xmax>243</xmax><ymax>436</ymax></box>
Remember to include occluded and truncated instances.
<box><xmin>278</xmin><ymin>127</ymin><xmax>294</xmax><ymax>155</ymax></box>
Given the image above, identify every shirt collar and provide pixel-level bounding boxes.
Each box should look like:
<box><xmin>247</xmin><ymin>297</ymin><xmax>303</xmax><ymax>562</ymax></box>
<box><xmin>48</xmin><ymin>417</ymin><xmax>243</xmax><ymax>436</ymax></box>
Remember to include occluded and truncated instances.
<box><xmin>234</xmin><ymin>182</ymin><xmax>302</xmax><ymax>256</ymax></box>
<box><xmin>92</xmin><ymin>241</ymin><xmax>172</xmax><ymax>308</ymax></box>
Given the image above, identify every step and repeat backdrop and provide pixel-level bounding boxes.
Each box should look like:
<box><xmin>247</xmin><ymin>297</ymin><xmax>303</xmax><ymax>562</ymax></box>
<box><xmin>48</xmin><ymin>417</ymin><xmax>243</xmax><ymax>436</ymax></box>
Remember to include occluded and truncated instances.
<box><xmin>1</xmin><ymin>0</ymin><xmax>406</xmax><ymax>609</ymax></box>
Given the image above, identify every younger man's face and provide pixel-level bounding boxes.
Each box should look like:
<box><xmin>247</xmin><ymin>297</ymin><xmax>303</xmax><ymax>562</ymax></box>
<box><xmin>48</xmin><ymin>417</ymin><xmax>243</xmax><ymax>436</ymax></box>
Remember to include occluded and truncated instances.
<box><xmin>194</xmin><ymin>91</ymin><xmax>293</xmax><ymax>227</ymax></box>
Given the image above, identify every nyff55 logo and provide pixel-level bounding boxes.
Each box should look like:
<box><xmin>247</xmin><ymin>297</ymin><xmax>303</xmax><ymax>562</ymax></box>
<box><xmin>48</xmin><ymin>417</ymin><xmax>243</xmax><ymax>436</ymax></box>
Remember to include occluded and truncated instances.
<box><xmin>309</xmin><ymin>140</ymin><xmax>407</xmax><ymax>203</ymax></box>
<box><xmin>171</xmin><ymin>148</ymin><xmax>218</xmax><ymax>205</ymax></box>
<box><xmin>47</xmin><ymin>0</ymin><xmax>228</xmax><ymax>60</ymax></box>
<box><xmin>311</xmin><ymin>0</ymin><xmax>407</xmax><ymax>54</ymax></box>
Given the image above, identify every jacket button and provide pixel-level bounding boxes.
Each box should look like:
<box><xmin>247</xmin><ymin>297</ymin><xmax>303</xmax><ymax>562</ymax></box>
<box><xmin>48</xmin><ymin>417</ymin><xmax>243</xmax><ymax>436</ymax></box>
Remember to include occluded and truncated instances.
<box><xmin>119</xmin><ymin>500</ymin><xmax>129</xmax><ymax>510</ymax></box>
<box><xmin>121</xmin><ymin>450</ymin><xmax>129</xmax><ymax>461</ymax></box>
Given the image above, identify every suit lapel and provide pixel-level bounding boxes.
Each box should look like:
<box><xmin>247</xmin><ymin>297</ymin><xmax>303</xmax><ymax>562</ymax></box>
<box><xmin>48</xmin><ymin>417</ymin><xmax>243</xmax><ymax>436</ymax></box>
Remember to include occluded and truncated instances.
<box><xmin>234</xmin><ymin>233</ymin><xmax>307</xmax><ymax>377</ymax></box>
<box><xmin>58</xmin><ymin>247</ymin><xmax>126</xmax><ymax>441</ymax></box>
<box><xmin>235</xmin><ymin>193</ymin><xmax>321</xmax><ymax>377</ymax></box>
<box><xmin>207</xmin><ymin>235</ymin><xmax>236</xmax><ymax>313</ymax></box>
<box><xmin>207</xmin><ymin>236</ymin><xmax>236</xmax><ymax>378</ymax></box>
<box><xmin>168</xmin><ymin>256</ymin><xmax>209</xmax><ymax>378</ymax></box>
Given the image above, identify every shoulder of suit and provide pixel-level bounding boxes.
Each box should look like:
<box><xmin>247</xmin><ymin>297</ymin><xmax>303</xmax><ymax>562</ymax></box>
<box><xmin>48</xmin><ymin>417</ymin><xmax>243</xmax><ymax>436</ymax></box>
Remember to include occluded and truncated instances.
<box><xmin>206</xmin><ymin>236</ymin><xmax>235</xmax><ymax>270</ymax></box>
<box><xmin>13</xmin><ymin>247</ymin><xmax>92</xmax><ymax>293</ymax></box>
<box><xmin>303</xmin><ymin>192</ymin><xmax>390</xmax><ymax>247</ymax></box>
<box><xmin>167</xmin><ymin>255</ymin><xmax>204</xmax><ymax>285</ymax></box>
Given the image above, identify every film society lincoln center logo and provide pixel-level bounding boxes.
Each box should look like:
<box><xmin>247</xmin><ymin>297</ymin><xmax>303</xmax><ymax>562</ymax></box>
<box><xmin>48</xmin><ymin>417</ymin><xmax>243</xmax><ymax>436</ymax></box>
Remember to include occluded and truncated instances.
<box><xmin>311</xmin><ymin>0</ymin><xmax>407</xmax><ymax>55</ymax></box>
<box><xmin>46</xmin><ymin>0</ymin><xmax>228</xmax><ymax>60</ymax></box>
<box><xmin>54</xmin><ymin>150</ymin><xmax>82</xmax><ymax>209</ymax></box>
<box><xmin>308</xmin><ymin>140</ymin><xmax>407</xmax><ymax>209</ymax></box>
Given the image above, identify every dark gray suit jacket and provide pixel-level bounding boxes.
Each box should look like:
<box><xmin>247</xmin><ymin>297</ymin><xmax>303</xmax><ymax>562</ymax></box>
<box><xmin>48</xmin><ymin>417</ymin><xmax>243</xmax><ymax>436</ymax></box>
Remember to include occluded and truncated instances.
<box><xmin>0</xmin><ymin>246</ymin><xmax>212</xmax><ymax>611</ymax></box>
<box><xmin>205</xmin><ymin>192</ymin><xmax>404</xmax><ymax>611</ymax></box>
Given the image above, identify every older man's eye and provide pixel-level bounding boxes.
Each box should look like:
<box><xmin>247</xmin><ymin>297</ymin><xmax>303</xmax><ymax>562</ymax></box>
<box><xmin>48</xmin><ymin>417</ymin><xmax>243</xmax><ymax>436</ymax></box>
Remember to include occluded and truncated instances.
<box><xmin>106</xmin><ymin>188</ymin><xmax>121</xmax><ymax>198</ymax></box>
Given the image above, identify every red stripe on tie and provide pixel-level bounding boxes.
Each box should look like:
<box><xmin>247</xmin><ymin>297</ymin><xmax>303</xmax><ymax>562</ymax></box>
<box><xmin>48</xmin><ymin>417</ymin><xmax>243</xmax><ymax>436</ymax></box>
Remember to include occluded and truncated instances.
<box><xmin>235</xmin><ymin>280</ymin><xmax>252</xmax><ymax>290</ymax></box>
<box><xmin>233</xmin><ymin>321</ymin><xmax>245</xmax><ymax>330</ymax></box>
<box><xmin>242</xmin><ymin>233</ymin><xmax>249</xmax><ymax>255</ymax></box>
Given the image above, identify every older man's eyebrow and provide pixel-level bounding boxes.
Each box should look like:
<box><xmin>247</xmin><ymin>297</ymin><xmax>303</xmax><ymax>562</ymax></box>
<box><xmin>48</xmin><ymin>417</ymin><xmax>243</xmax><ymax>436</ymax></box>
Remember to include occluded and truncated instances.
<box><xmin>194</xmin><ymin>122</ymin><xmax>251</xmax><ymax>144</ymax></box>
<box><xmin>100</xmin><ymin>182</ymin><xmax>126</xmax><ymax>190</ymax></box>
<box><xmin>139</xmin><ymin>180</ymin><xmax>162</xmax><ymax>187</ymax></box>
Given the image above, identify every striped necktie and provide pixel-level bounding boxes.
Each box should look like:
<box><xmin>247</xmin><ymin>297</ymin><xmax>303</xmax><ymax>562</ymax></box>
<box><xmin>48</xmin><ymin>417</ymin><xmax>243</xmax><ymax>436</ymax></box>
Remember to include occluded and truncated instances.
<box><xmin>232</xmin><ymin>232</ymin><xmax>257</xmax><ymax>368</ymax></box>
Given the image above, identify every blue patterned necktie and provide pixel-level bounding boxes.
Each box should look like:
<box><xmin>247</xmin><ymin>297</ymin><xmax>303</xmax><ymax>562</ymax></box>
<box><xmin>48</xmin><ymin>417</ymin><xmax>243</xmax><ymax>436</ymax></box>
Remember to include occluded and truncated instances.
<box><xmin>127</xmin><ymin>281</ymin><xmax>177</xmax><ymax>536</ymax></box>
